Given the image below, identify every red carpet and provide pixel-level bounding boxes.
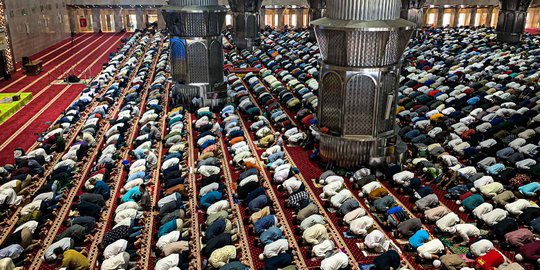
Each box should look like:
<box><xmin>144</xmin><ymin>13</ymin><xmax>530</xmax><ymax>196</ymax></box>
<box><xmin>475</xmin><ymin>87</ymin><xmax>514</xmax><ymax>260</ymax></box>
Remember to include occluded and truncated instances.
<box><xmin>525</xmin><ymin>28</ymin><xmax>540</xmax><ymax>35</ymax></box>
<box><xmin>0</xmin><ymin>33</ymin><xmax>104</xmax><ymax>93</ymax></box>
<box><xmin>0</xmin><ymin>33</ymin><xmax>129</xmax><ymax>164</ymax></box>
<box><xmin>11</xmin><ymin>33</ymin><xmax>95</xmax><ymax>72</ymax></box>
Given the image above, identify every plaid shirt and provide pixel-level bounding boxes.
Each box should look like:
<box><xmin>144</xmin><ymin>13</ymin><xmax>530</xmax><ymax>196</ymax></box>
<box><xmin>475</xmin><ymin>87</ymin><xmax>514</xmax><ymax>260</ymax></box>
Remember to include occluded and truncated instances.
<box><xmin>288</xmin><ymin>190</ymin><xmax>310</xmax><ymax>209</ymax></box>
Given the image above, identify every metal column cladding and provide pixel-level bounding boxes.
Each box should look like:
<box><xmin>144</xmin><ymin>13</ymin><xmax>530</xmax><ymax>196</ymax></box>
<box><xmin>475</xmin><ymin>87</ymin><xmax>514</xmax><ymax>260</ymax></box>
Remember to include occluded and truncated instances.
<box><xmin>496</xmin><ymin>0</ymin><xmax>533</xmax><ymax>44</ymax></box>
<box><xmin>400</xmin><ymin>0</ymin><xmax>427</xmax><ymax>28</ymax></box>
<box><xmin>307</xmin><ymin>0</ymin><xmax>326</xmax><ymax>41</ymax></box>
<box><xmin>162</xmin><ymin>0</ymin><xmax>228</xmax><ymax>104</ymax></box>
<box><xmin>311</xmin><ymin>0</ymin><xmax>415</xmax><ymax>168</ymax></box>
<box><xmin>228</xmin><ymin>0</ymin><xmax>263</xmax><ymax>50</ymax></box>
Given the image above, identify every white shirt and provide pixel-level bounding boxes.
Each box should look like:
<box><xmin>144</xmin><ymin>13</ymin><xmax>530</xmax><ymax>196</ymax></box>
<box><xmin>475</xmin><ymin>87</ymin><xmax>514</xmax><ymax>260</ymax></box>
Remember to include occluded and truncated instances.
<box><xmin>14</xmin><ymin>220</ymin><xmax>38</xmax><ymax>234</ymax></box>
<box><xmin>436</xmin><ymin>212</ymin><xmax>460</xmax><ymax>231</ymax></box>
<box><xmin>323</xmin><ymin>175</ymin><xmax>345</xmax><ymax>185</ymax></box>
<box><xmin>44</xmin><ymin>238</ymin><xmax>72</xmax><ymax>261</ymax></box>
<box><xmin>330</xmin><ymin>189</ymin><xmax>353</xmax><ymax>208</ymax></box>
<box><xmin>474</xmin><ymin>176</ymin><xmax>494</xmax><ymax>189</ymax></box>
<box><xmin>207</xmin><ymin>200</ymin><xmax>229</xmax><ymax>215</ymax></box>
<box><xmin>392</xmin><ymin>171</ymin><xmax>414</xmax><ymax>185</ymax></box>
<box><xmin>448</xmin><ymin>224</ymin><xmax>480</xmax><ymax>242</ymax></box>
<box><xmin>282</xmin><ymin>177</ymin><xmax>302</xmax><ymax>194</ymax></box>
<box><xmin>481</xmin><ymin>208</ymin><xmax>508</xmax><ymax>226</ymax></box>
<box><xmin>114</xmin><ymin>209</ymin><xmax>139</xmax><ymax>224</ymax></box>
<box><xmin>470</xmin><ymin>239</ymin><xmax>494</xmax><ymax>257</ymax></box>
<box><xmin>101</xmin><ymin>252</ymin><xmax>128</xmax><ymax>270</ymax></box>
<box><xmin>103</xmin><ymin>239</ymin><xmax>128</xmax><ymax>259</ymax></box>
<box><xmin>320</xmin><ymin>251</ymin><xmax>349</xmax><ymax>270</ymax></box>
<box><xmin>312</xmin><ymin>240</ymin><xmax>334</xmax><ymax>258</ymax></box>
<box><xmin>321</xmin><ymin>181</ymin><xmax>344</xmax><ymax>199</ymax></box>
<box><xmin>262</xmin><ymin>239</ymin><xmax>289</xmax><ymax>258</ymax></box>
<box><xmin>343</xmin><ymin>208</ymin><xmax>366</xmax><ymax>224</ymax></box>
<box><xmin>505</xmin><ymin>199</ymin><xmax>534</xmax><ymax>215</ymax></box>
<box><xmin>349</xmin><ymin>216</ymin><xmax>374</xmax><ymax>236</ymax></box>
<box><xmin>200</xmin><ymin>183</ymin><xmax>219</xmax><ymax>197</ymax></box>
<box><xmin>155</xmin><ymin>253</ymin><xmax>179</xmax><ymax>270</ymax></box>
<box><xmin>361</xmin><ymin>181</ymin><xmax>382</xmax><ymax>195</ymax></box>
<box><xmin>157</xmin><ymin>231</ymin><xmax>180</xmax><ymax>250</ymax></box>
<box><xmin>417</xmin><ymin>239</ymin><xmax>444</xmax><ymax>259</ymax></box>
<box><xmin>472</xmin><ymin>203</ymin><xmax>493</xmax><ymax>219</ymax></box>
<box><xmin>158</xmin><ymin>193</ymin><xmax>180</xmax><ymax>208</ymax></box>
<box><xmin>364</xmin><ymin>230</ymin><xmax>388</xmax><ymax>253</ymax></box>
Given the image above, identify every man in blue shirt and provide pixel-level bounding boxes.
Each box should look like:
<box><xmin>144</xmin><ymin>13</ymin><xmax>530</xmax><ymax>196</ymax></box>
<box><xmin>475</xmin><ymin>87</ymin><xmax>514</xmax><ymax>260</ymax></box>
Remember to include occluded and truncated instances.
<box><xmin>89</xmin><ymin>178</ymin><xmax>110</xmax><ymax>199</ymax></box>
<box><xmin>200</xmin><ymin>191</ymin><xmax>223</xmax><ymax>209</ymax></box>
<box><xmin>121</xmin><ymin>184</ymin><xmax>144</xmax><ymax>203</ymax></box>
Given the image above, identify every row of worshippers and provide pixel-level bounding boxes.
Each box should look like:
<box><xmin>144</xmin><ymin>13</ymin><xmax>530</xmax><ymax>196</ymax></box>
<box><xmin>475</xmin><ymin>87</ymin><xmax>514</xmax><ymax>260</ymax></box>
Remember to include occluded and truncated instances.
<box><xmin>252</xmin><ymin>29</ymin><xmax>416</xmax><ymax>270</ymax></box>
<box><xmin>221</xmin><ymin>100</ymin><xmax>295</xmax><ymax>269</ymax></box>
<box><xmin>254</xmin><ymin>31</ymin><xmax>322</xmax><ymax>150</ymax></box>
<box><xmin>40</xmin><ymin>31</ymin><xmax>161</xmax><ymax>270</ymax></box>
<box><xmin>0</xmin><ymin>31</ymin><xmax>147</xmax><ymax>269</ymax></box>
<box><xmin>224</xmin><ymin>66</ymin><xmax>352</xmax><ymax>270</ymax></box>
<box><xmin>228</xmin><ymin>34</ymin><xmax>356</xmax><ymax>269</ymax></box>
<box><xmin>153</xmin><ymin>103</ymin><xmax>193</xmax><ymax>270</ymax></box>
<box><xmin>220</xmin><ymin>78</ymin><xmax>298</xmax><ymax>270</ymax></box>
<box><xmin>394</xmin><ymin>27</ymin><xmax>540</xmax><ymax>267</ymax></box>
<box><xmin>187</xmin><ymin>106</ymin><xmax>247</xmax><ymax>270</ymax></box>
<box><xmin>96</xmin><ymin>33</ymin><xmax>169</xmax><ymax>270</ymax></box>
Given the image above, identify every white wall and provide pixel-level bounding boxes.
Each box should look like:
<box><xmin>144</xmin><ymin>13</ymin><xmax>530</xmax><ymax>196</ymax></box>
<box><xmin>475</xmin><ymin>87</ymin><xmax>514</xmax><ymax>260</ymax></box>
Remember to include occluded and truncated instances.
<box><xmin>5</xmin><ymin>0</ymin><xmax>70</xmax><ymax>61</ymax></box>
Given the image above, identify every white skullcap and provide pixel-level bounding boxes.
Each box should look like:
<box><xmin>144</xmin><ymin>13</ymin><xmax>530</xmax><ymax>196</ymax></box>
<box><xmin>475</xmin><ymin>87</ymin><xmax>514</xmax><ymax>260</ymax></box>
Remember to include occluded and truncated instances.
<box><xmin>433</xmin><ymin>260</ymin><xmax>442</xmax><ymax>268</ymax></box>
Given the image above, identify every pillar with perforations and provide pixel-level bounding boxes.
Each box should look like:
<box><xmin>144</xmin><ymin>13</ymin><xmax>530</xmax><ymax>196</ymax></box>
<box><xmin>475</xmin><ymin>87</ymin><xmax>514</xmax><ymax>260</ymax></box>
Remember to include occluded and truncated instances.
<box><xmin>228</xmin><ymin>0</ymin><xmax>263</xmax><ymax>50</ymax></box>
<box><xmin>496</xmin><ymin>0</ymin><xmax>533</xmax><ymax>44</ymax></box>
<box><xmin>162</xmin><ymin>0</ymin><xmax>228</xmax><ymax>106</ymax></box>
<box><xmin>307</xmin><ymin>0</ymin><xmax>326</xmax><ymax>41</ymax></box>
<box><xmin>311</xmin><ymin>0</ymin><xmax>415</xmax><ymax>168</ymax></box>
<box><xmin>400</xmin><ymin>0</ymin><xmax>426</xmax><ymax>29</ymax></box>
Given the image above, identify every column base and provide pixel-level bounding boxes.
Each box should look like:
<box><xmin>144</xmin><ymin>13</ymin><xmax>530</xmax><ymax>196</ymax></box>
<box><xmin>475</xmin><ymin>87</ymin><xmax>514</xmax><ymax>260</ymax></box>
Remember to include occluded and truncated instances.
<box><xmin>233</xmin><ymin>38</ymin><xmax>257</xmax><ymax>51</ymax></box>
<box><xmin>317</xmin><ymin>131</ymin><xmax>395</xmax><ymax>168</ymax></box>
<box><xmin>497</xmin><ymin>32</ymin><xmax>522</xmax><ymax>43</ymax></box>
<box><xmin>175</xmin><ymin>83</ymin><xmax>228</xmax><ymax>108</ymax></box>
<box><xmin>308</xmin><ymin>27</ymin><xmax>317</xmax><ymax>41</ymax></box>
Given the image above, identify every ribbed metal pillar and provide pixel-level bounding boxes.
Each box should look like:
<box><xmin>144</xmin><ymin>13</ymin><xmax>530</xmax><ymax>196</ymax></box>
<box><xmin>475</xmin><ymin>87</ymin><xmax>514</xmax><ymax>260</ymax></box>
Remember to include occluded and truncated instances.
<box><xmin>228</xmin><ymin>0</ymin><xmax>263</xmax><ymax>50</ymax></box>
<box><xmin>162</xmin><ymin>0</ymin><xmax>228</xmax><ymax>106</ymax></box>
<box><xmin>400</xmin><ymin>0</ymin><xmax>427</xmax><ymax>29</ymax></box>
<box><xmin>307</xmin><ymin>0</ymin><xmax>326</xmax><ymax>41</ymax></box>
<box><xmin>496</xmin><ymin>0</ymin><xmax>533</xmax><ymax>43</ymax></box>
<box><xmin>311</xmin><ymin>0</ymin><xmax>415</xmax><ymax>168</ymax></box>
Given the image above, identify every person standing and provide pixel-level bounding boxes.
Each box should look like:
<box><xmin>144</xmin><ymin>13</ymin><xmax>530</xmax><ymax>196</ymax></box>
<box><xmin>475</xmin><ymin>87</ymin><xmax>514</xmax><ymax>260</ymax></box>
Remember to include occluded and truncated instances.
<box><xmin>71</xmin><ymin>31</ymin><xmax>76</xmax><ymax>46</ymax></box>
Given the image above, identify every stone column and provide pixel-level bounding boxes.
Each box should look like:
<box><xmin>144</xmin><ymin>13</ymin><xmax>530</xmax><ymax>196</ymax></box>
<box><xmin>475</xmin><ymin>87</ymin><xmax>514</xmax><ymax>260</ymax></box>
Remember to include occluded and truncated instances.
<box><xmin>136</xmin><ymin>8</ymin><xmax>145</xmax><ymax>30</ymax></box>
<box><xmin>227</xmin><ymin>0</ymin><xmax>263</xmax><ymax>50</ymax></box>
<box><xmin>496</xmin><ymin>0</ymin><xmax>533</xmax><ymax>43</ymax></box>
<box><xmin>400</xmin><ymin>0</ymin><xmax>427</xmax><ymax>28</ymax></box>
<box><xmin>486</xmin><ymin>6</ymin><xmax>494</xmax><ymax>27</ymax></box>
<box><xmin>277</xmin><ymin>8</ymin><xmax>285</xmax><ymax>29</ymax></box>
<box><xmin>469</xmin><ymin>6</ymin><xmax>478</xmax><ymax>26</ymax></box>
<box><xmin>295</xmin><ymin>8</ymin><xmax>304</xmax><ymax>28</ymax></box>
<box><xmin>436</xmin><ymin>7</ymin><xmax>444</xmax><ymax>27</ymax></box>
<box><xmin>312</xmin><ymin>0</ymin><xmax>415</xmax><ymax>167</ymax></box>
<box><xmin>157</xmin><ymin>9</ymin><xmax>166</xmax><ymax>29</ymax></box>
<box><xmin>114</xmin><ymin>9</ymin><xmax>123</xmax><ymax>32</ymax></box>
<box><xmin>450</xmin><ymin>7</ymin><xmax>459</xmax><ymax>27</ymax></box>
<box><xmin>68</xmin><ymin>7</ymin><xmax>79</xmax><ymax>32</ymax></box>
<box><xmin>260</xmin><ymin>8</ymin><xmax>266</xmax><ymax>27</ymax></box>
<box><xmin>92</xmin><ymin>9</ymin><xmax>101</xmax><ymax>32</ymax></box>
